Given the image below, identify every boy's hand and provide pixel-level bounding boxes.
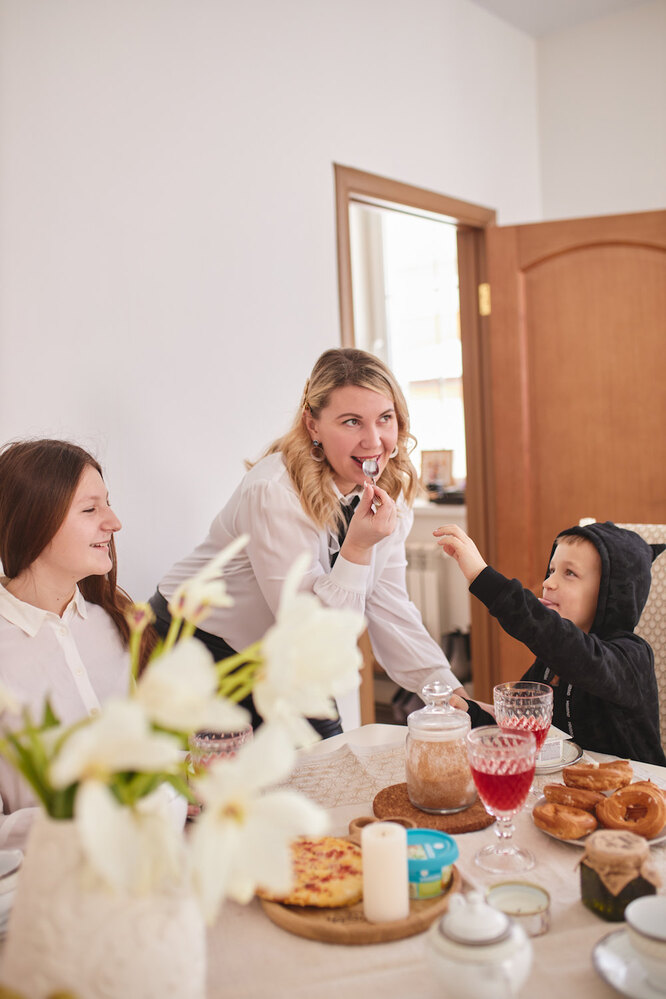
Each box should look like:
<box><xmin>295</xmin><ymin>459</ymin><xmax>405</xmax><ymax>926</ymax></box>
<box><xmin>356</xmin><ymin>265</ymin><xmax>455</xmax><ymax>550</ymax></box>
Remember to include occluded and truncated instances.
<box><xmin>450</xmin><ymin>694</ymin><xmax>469</xmax><ymax>712</ymax></box>
<box><xmin>433</xmin><ymin>523</ymin><xmax>487</xmax><ymax>583</ymax></box>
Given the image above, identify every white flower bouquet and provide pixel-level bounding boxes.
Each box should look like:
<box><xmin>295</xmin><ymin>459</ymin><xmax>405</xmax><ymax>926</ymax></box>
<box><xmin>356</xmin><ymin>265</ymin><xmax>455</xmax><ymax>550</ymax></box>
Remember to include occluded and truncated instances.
<box><xmin>0</xmin><ymin>538</ymin><xmax>366</xmax><ymax>924</ymax></box>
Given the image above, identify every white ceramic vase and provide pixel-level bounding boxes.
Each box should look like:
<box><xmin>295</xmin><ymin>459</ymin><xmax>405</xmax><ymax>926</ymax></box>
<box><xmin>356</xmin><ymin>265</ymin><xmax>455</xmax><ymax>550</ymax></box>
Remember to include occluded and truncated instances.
<box><xmin>1</xmin><ymin>814</ymin><xmax>206</xmax><ymax>999</ymax></box>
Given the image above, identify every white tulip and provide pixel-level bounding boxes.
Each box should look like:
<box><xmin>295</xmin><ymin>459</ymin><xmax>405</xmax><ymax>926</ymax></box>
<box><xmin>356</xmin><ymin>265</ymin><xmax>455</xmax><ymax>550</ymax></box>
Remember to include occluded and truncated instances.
<box><xmin>189</xmin><ymin>724</ymin><xmax>328</xmax><ymax>921</ymax></box>
<box><xmin>253</xmin><ymin>553</ymin><xmax>365</xmax><ymax>743</ymax></box>
<box><xmin>168</xmin><ymin>534</ymin><xmax>249</xmax><ymax>625</ymax></box>
<box><xmin>135</xmin><ymin>637</ymin><xmax>249</xmax><ymax>733</ymax></box>
<box><xmin>49</xmin><ymin>700</ymin><xmax>182</xmax><ymax>789</ymax></box>
<box><xmin>76</xmin><ymin>780</ymin><xmax>185</xmax><ymax>893</ymax></box>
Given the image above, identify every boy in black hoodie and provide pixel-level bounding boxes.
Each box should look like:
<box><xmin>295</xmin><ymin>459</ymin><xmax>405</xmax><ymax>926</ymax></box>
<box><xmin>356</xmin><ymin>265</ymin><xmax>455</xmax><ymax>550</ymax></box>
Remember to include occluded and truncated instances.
<box><xmin>435</xmin><ymin>520</ymin><xmax>666</xmax><ymax>766</ymax></box>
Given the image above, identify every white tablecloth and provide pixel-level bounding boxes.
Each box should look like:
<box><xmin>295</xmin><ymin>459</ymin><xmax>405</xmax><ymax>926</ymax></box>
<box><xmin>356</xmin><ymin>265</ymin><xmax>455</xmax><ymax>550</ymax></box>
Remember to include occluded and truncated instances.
<box><xmin>206</xmin><ymin>725</ymin><xmax>666</xmax><ymax>999</ymax></box>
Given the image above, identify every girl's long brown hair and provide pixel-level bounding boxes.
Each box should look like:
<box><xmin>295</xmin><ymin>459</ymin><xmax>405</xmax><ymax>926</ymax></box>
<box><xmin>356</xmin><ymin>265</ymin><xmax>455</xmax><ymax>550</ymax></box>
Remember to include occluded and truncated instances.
<box><xmin>255</xmin><ymin>348</ymin><xmax>420</xmax><ymax>532</ymax></box>
<box><xmin>0</xmin><ymin>439</ymin><xmax>155</xmax><ymax>667</ymax></box>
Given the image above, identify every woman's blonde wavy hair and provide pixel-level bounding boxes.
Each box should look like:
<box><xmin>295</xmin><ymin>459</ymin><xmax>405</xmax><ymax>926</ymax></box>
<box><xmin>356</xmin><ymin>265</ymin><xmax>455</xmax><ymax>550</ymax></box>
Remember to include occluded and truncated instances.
<box><xmin>259</xmin><ymin>348</ymin><xmax>420</xmax><ymax>531</ymax></box>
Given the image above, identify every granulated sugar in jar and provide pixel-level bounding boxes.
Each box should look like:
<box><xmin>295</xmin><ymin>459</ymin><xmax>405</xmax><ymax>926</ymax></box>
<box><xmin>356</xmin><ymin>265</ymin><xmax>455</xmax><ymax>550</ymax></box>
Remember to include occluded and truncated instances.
<box><xmin>405</xmin><ymin>682</ymin><xmax>477</xmax><ymax>815</ymax></box>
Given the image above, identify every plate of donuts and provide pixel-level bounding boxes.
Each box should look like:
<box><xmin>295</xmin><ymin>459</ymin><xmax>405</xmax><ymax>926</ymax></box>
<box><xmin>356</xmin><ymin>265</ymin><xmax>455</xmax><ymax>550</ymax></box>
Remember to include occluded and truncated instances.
<box><xmin>532</xmin><ymin>760</ymin><xmax>666</xmax><ymax>846</ymax></box>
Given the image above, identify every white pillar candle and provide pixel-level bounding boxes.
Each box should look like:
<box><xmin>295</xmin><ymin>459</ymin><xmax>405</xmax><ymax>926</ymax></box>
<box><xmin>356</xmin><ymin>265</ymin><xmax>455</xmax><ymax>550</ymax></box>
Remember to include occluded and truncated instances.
<box><xmin>361</xmin><ymin>821</ymin><xmax>410</xmax><ymax>923</ymax></box>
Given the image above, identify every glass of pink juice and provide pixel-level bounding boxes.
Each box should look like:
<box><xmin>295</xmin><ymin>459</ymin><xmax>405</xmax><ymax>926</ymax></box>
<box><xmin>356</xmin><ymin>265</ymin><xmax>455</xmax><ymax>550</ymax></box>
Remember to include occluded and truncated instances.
<box><xmin>467</xmin><ymin>726</ymin><xmax>537</xmax><ymax>873</ymax></box>
<box><xmin>493</xmin><ymin>681</ymin><xmax>553</xmax><ymax>794</ymax></box>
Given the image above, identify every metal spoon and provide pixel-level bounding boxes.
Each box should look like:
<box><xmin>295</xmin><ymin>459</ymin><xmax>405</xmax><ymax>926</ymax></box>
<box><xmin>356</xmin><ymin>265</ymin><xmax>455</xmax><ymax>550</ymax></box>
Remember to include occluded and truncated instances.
<box><xmin>362</xmin><ymin>458</ymin><xmax>379</xmax><ymax>483</ymax></box>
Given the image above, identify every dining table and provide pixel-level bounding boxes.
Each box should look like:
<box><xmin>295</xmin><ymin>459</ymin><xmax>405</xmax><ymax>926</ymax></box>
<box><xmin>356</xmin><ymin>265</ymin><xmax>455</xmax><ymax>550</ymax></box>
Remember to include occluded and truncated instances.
<box><xmin>205</xmin><ymin>723</ymin><xmax>666</xmax><ymax>999</ymax></box>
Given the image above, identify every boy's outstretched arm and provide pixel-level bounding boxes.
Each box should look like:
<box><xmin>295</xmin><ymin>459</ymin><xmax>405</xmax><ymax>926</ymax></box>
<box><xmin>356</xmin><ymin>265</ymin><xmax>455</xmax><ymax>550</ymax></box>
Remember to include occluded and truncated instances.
<box><xmin>432</xmin><ymin>524</ymin><xmax>495</xmax><ymax>720</ymax></box>
<box><xmin>433</xmin><ymin>523</ymin><xmax>487</xmax><ymax>583</ymax></box>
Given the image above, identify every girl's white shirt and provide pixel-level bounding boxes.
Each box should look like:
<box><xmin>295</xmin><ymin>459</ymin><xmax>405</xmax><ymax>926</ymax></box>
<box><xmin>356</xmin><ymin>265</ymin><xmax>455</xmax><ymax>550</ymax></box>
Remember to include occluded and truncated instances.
<box><xmin>0</xmin><ymin>581</ymin><xmax>129</xmax><ymax>849</ymax></box>
<box><xmin>158</xmin><ymin>452</ymin><xmax>457</xmax><ymax>695</ymax></box>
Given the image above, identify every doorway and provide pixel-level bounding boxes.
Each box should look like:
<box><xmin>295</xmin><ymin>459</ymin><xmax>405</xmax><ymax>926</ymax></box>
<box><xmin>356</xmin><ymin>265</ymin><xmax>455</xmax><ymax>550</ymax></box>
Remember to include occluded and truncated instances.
<box><xmin>349</xmin><ymin>204</ymin><xmax>467</xmax><ymax>487</ymax></box>
<box><xmin>334</xmin><ymin>164</ymin><xmax>497</xmax><ymax>722</ymax></box>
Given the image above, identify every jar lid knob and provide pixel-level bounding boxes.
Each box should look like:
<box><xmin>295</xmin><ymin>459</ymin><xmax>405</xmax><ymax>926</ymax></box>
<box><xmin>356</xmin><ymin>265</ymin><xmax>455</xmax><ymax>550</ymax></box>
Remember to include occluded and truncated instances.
<box><xmin>421</xmin><ymin>681</ymin><xmax>453</xmax><ymax>710</ymax></box>
<box><xmin>439</xmin><ymin>891</ymin><xmax>511</xmax><ymax>945</ymax></box>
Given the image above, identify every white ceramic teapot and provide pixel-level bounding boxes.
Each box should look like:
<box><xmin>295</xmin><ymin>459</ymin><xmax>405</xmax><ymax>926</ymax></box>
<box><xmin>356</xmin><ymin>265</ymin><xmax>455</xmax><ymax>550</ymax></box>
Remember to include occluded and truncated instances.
<box><xmin>426</xmin><ymin>891</ymin><xmax>533</xmax><ymax>999</ymax></box>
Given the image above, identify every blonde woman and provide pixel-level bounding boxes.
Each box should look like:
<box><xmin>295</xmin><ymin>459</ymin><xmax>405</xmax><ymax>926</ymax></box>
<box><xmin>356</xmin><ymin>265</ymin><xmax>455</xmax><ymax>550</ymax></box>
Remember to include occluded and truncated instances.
<box><xmin>149</xmin><ymin>348</ymin><xmax>463</xmax><ymax>736</ymax></box>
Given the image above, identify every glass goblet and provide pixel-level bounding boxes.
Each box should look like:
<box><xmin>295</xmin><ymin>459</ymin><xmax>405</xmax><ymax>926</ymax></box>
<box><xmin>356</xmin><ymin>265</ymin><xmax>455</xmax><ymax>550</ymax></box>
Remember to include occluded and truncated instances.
<box><xmin>493</xmin><ymin>681</ymin><xmax>553</xmax><ymax>795</ymax></box>
<box><xmin>186</xmin><ymin>725</ymin><xmax>253</xmax><ymax>816</ymax></box>
<box><xmin>466</xmin><ymin>725</ymin><xmax>537</xmax><ymax>873</ymax></box>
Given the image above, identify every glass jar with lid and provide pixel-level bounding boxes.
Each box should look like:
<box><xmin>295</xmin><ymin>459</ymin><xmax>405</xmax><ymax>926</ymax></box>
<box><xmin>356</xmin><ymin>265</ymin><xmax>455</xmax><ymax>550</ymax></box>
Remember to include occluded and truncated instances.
<box><xmin>580</xmin><ymin>830</ymin><xmax>660</xmax><ymax>921</ymax></box>
<box><xmin>405</xmin><ymin>681</ymin><xmax>477</xmax><ymax>814</ymax></box>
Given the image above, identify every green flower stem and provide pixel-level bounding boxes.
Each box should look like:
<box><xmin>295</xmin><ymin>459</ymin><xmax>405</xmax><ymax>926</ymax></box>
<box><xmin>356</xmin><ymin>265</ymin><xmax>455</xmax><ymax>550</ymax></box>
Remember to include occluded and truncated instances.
<box><xmin>50</xmin><ymin>785</ymin><xmax>76</xmax><ymax>820</ymax></box>
<box><xmin>180</xmin><ymin>620</ymin><xmax>196</xmax><ymax>642</ymax></box>
<box><xmin>224</xmin><ymin>677</ymin><xmax>256</xmax><ymax>704</ymax></box>
<box><xmin>216</xmin><ymin>641</ymin><xmax>262</xmax><ymax>678</ymax></box>
<box><xmin>25</xmin><ymin>720</ymin><xmax>49</xmax><ymax>775</ymax></box>
<box><xmin>0</xmin><ymin>735</ymin><xmax>53</xmax><ymax>813</ymax></box>
<box><xmin>128</xmin><ymin>629</ymin><xmax>142</xmax><ymax>689</ymax></box>
<box><xmin>163</xmin><ymin>614</ymin><xmax>184</xmax><ymax>653</ymax></box>
<box><xmin>217</xmin><ymin>660</ymin><xmax>262</xmax><ymax>700</ymax></box>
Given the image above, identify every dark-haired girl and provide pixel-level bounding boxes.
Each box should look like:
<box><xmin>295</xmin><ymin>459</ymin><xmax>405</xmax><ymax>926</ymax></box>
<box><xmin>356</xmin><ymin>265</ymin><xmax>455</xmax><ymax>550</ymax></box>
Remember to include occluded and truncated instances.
<box><xmin>0</xmin><ymin>439</ymin><xmax>153</xmax><ymax>848</ymax></box>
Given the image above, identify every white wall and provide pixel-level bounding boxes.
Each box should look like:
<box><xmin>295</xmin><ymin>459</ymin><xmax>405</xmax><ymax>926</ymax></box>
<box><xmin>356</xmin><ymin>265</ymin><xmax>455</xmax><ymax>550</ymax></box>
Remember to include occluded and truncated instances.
<box><xmin>538</xmin><ymin>0</ymin><xmax>666</xmax><ymax>219</ymax></box>
<box><xmin>0</xmin><ymin>0</ymin><xmax>541</xmax><ymax>599</ymax></box>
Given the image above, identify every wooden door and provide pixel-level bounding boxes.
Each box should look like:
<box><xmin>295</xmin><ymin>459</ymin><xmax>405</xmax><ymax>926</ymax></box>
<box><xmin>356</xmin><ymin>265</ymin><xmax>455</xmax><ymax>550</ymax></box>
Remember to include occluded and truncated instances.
<box><xmin>480</xmin><ymin>210</ymin><xmax>666</xmax><ymax>691</ymax></box>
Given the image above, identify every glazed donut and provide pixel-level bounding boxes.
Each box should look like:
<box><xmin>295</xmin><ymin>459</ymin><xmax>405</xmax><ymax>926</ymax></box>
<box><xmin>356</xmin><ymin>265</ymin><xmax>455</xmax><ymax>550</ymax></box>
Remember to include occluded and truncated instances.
<box><xmin>543</xmin><ymin>783</ymin><xmax>605</xmax><ymax>812</ymax></box>
<box><xmin>631</xmin><ymin>780</ymin><xmax>666</xmax><ymax>804</ymax></box>
<box><xmin>533</xmin><ymin>801</ymin><xmax>598</xmax><ymax>840</ymax></box>
<box><xmin>596</xmin><ymin>784</ymin><xmax>666</xmax><ymax>839</ymax></box>
<box><xmin>562</xmin><ymin>759</ymin><xmax>633</xmax><ymax>792</ymax></box>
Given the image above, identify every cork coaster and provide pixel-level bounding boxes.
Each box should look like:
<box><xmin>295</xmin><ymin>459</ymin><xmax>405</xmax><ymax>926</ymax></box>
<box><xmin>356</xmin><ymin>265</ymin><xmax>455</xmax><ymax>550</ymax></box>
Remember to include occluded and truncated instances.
<box><xmin>373</xmin><ymin>783</ymin><xmax>495</xmax><ymax>834</ymax></box>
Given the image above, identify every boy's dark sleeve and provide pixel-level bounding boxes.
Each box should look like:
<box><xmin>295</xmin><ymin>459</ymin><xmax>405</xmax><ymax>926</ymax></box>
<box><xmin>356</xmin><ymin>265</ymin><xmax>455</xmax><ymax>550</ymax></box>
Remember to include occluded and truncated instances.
<box><xmin>463</xmin><ymin>698</ymin><xmax>495</xmax><ymax>728</ymax></box>
<box><xmin>469</xmin><ymin>566</ymin><xmax>650</xmax><ymax>711</ymax></box>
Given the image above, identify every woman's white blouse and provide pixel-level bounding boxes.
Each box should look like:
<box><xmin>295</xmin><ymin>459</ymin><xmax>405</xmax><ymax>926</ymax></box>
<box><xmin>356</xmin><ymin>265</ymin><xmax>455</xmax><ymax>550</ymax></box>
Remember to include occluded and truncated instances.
<box><xmin>0</xmin><ymin>582</ymin><xmax>129</xmax><ymax>849</ymax></box>
<box><xmin>158</xmin><ymin>452</ymin><xmax>458</xmax><ymax>694</ymax></box>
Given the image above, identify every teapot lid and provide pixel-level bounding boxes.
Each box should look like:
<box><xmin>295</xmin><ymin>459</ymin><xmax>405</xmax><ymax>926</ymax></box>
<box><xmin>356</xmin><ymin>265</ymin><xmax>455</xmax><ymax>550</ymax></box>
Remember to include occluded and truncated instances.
<box><xmin>407</xmin><ymin>681</ymin><xmax>471</xmax><ymax>741</ymax></box>
<box><xmin>438</xmin><ymin>891</ymin><xmax>511</xmax><ymax>946</ymax></box>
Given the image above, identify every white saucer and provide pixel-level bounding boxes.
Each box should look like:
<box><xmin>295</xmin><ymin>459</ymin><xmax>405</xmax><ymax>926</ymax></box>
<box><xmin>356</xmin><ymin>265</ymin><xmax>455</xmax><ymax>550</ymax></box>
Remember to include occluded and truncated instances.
<box><xmin>534</xmin><ymin>740</ymin><xmax>583</xmax><ymax>774</ymax></box>
<box><xmin>593</xmin><ymin>928</ymin><xmax>666</xmax><ymax>998</ymax></box>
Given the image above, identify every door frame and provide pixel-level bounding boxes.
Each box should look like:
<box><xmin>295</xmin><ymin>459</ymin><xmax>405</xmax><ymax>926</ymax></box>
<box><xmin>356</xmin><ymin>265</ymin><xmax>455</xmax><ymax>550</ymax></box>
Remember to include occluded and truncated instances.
<box><xmin>333</xmin><ymin>163</ymin><xmax>499</xmax><ymax>707</ymax></box>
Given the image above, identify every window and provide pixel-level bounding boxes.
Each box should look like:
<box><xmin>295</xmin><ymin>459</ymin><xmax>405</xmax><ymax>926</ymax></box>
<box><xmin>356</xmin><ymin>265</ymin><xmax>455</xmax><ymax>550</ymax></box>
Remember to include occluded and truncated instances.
<box><xmin>349</xmin><ymin>203</ymin><xmax>466</xmax><ymax>486</ymax></box>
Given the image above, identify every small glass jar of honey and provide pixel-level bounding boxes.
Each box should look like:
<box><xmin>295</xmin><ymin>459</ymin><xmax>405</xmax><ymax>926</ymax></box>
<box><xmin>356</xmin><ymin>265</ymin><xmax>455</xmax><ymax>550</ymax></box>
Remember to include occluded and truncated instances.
<box><xmin>580</xmin><ymin>829</ymin><xmax>660</xmax><ymax>921</ymax></box>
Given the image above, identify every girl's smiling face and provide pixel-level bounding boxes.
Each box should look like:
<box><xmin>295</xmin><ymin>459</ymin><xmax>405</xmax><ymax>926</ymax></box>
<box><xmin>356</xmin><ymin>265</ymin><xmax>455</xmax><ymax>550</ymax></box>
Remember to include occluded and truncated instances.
<box><xmin>540</xmin><ymin>538</ymin><xmax>601</xmax><ymax>632</ymax></box>
<box><xmin>32</xmin><ymin>465</ymin><xmax>122</xmax><ymax>588</ymax></box>
<box><xmin>305</xmin><ymin>384</ymin><xmax>399</xmax><ymax>494</ymax></box>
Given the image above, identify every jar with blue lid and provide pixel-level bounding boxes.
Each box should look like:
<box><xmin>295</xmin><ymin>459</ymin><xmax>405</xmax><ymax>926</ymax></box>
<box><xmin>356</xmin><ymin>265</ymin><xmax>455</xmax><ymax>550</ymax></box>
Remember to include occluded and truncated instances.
<box><xmin>407</xmin><ymin>828</ymin><xmax>459</xmax><ymax>899</ymax></box>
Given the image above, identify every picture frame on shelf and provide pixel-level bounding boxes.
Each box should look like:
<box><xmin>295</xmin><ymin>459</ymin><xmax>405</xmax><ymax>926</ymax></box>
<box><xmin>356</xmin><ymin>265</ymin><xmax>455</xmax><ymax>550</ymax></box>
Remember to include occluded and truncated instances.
<box><xmin>421</xmin><ymin>450</ymin><xmax>453</xmax><ymax>491</ymax></box>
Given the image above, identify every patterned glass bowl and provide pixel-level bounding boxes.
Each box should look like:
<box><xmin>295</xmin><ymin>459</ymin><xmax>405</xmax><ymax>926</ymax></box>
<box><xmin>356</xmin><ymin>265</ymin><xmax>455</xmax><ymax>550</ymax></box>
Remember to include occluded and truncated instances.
<box><xmin>187</xmin><ymin>726</ymin><xmax>253</xmax><ymax>773</ymax></box>
<box><xmin>186</xmin><ymin>726</ymin><xmax>254</xmax><ymax>816</ymax></box>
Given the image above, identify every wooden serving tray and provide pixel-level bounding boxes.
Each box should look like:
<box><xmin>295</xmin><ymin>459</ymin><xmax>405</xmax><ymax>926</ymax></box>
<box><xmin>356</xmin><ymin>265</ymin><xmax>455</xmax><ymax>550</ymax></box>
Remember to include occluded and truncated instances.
<box><xmin>373</xmin><ymin>783</ymin><xmax>495</xmax><ymax>833</ymax></box>
<box><xmin>260</xmin><ymin>864</ymin><xmax>462</xmax><ymax>945</ymax></box>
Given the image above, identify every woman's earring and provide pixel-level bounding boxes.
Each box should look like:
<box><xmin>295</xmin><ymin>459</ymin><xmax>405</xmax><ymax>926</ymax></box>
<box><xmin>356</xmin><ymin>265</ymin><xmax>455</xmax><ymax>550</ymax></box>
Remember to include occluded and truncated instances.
<box><xmin>310</xmin><ymin>439</ymin><xmax>326</xmax><ymax>462</ymax></box>
<box><xmin>390</xmin><ymin>445</ymin><xmax>399</xmax><ymax>459</ymax></box>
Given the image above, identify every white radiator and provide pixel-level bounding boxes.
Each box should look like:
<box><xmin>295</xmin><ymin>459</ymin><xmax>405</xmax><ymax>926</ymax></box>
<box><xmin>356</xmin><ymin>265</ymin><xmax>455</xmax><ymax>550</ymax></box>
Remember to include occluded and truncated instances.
<box><xmin>405</xmin><ymin>541</ymin><xmax>472</xmax><ymax>643</ymax></box>
<box><xmin>405</xmin><ymin>543</ymin><xmax>445</xmax><ymax>643</ymax></box>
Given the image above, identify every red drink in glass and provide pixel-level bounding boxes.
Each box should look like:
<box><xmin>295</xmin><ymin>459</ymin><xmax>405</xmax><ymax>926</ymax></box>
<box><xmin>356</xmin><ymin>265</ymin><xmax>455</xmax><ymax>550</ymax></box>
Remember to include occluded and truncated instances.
<box><xmin>493</xmin><ymin>681</ymin><xmax>553</xmax><ymax>796</ymax></box>
<box><xmin>470</xmin><ymin>763</ymin><xmax>535</xmax><ymax>813</ymax></box>
<box><xmin>466</xmin><ymin>725</ymin><xmax>537</xmax><ymax>874</ymax></box>
<box><xmin>498</xmin><ymin>715</ymin><xmax>550</xmax><ymax>751</ymax></box>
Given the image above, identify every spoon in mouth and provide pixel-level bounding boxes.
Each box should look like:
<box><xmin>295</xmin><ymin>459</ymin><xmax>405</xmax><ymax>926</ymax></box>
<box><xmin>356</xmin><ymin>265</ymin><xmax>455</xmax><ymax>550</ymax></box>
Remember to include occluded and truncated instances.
<box><xmin>362</xmin><ymin>458</ymin><xmax>379</xmax><ymax>484</ymax></box>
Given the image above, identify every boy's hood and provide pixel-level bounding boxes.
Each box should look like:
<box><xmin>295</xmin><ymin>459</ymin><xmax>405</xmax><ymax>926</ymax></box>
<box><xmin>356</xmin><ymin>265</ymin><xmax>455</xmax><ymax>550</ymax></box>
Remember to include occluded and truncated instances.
<box><xmin>550</xmin><ymin>522</ymin><xmax>665</xmax><ymax>637</ymax></box>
